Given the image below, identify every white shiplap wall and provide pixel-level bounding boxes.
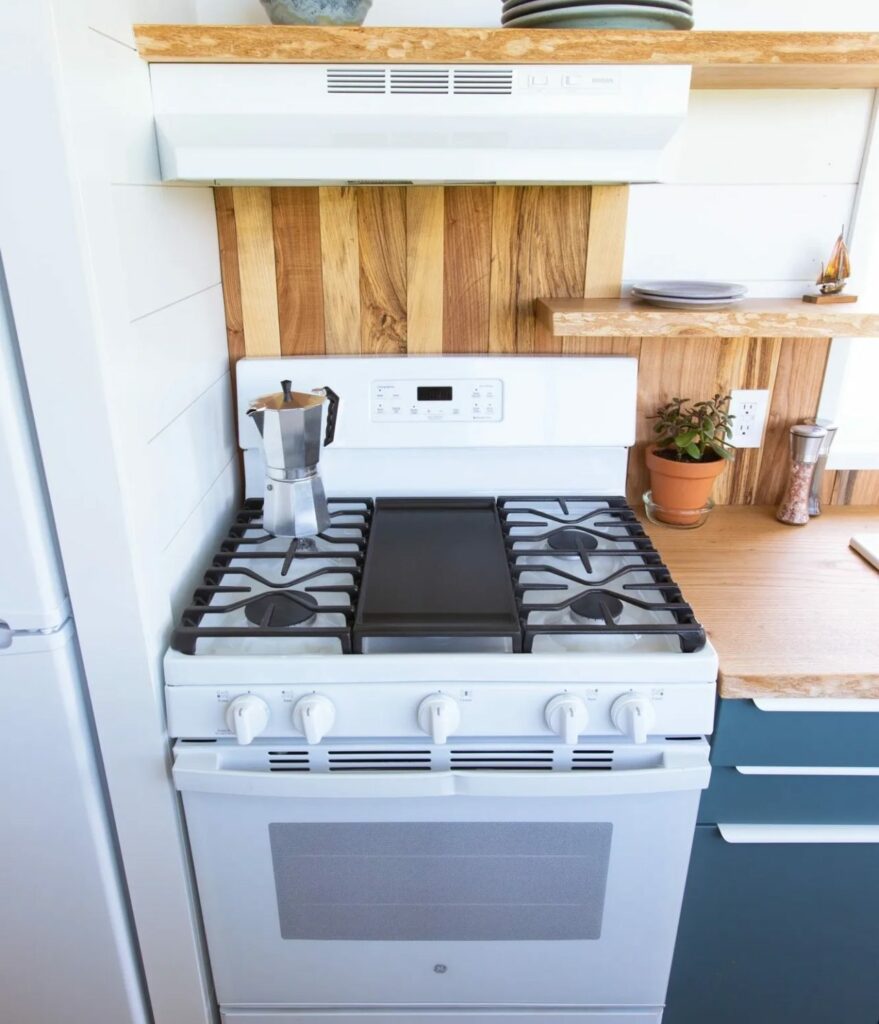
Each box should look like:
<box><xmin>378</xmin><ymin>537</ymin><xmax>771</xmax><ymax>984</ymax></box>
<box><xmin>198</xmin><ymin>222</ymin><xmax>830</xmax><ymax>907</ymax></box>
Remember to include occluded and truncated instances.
<box><xmin>194</xmin><ymin>0</ymin><xmax>879</xmax><ymax>29</ymax></box>
<box><xmin>196</xmin><ymin>0</ymin><xmax>877</xmax><ymax>299</ymax></box>
<box><xmin>2</xmin><ymin>2</ymin><xmax>231</xmax><ymax>1023</ymax></box>
<box><xmin>79</xmin><ymin>16</ymin><xmax>237</xmax><ymax>627</ymax></box>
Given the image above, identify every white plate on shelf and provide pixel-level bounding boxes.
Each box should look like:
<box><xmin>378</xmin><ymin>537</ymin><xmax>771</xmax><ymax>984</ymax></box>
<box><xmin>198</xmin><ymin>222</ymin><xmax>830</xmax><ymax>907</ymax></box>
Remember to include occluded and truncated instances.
<box><xmin>502</xmin><ymin>0</ymin><xmax>691</xmax><ymax>17</ymax></box>
<box><xmin>632</xmin><ymin>280</ymin><xmax>748</xmax><ymax>300</ymax></box>
<box><xmin>632</xmin><ymin>294</ymin><xmax>746</xmax><ymax>310</ymax></box>
<box><xmin>504</xmin><ymin>5</ymin><xmax>693</xmax><ymax>28</ymax></box>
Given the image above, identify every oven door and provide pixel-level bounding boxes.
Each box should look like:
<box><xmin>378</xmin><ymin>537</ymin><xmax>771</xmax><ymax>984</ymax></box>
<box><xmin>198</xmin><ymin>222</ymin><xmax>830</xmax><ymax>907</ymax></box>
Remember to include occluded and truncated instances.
<box><xmin>174</xmin><ymin>742</ymin><xmax>709</xmax><ymax>1016</ymax></box>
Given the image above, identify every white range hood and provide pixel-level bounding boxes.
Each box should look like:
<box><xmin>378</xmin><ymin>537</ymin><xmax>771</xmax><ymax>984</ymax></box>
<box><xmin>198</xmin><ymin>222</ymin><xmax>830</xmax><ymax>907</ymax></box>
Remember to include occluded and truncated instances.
<box><xmin>149</xmin><ymin>63</ymin><xmax>691</xmax><ymax>185</ymax></box>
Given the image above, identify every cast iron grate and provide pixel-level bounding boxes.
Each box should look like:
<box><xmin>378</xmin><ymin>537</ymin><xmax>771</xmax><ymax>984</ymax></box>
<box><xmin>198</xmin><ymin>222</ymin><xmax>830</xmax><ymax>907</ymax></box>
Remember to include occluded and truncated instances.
<box><xmin>171</xmin><ymin>498</ymin><xmax>374</xmax><ymax>655</ymax></box>
<box><xmin>498</xmin><ymin>496</ymin><xmax>707</xmax><ymax>654</ymax></box>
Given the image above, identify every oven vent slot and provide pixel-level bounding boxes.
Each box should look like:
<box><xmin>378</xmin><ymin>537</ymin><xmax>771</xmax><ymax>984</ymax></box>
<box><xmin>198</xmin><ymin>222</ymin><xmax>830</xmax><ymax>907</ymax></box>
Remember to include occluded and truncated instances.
<box><xmin>327</xmin><ymin>68</ymin><xmax>388</xmax><ymax>94</ymax></box>
<box><xmin>453</xmin><ymin>69</ymin><xmax>515</xmax><ymax>95</ymax></box>
<box><xmin>328</xmin><ymin>749</ymin><xmax>432</xmax><ymax>772</ymax></box>
<box><xmin>451</xmin><ymin>748</ymin><xmax>555</xmax><ymax>771</ymax></box>
<box><xmin>390</xmin><ymin>69</ymin><xmax>451</xmax><ymax>95</ymax></box>
<box><xmin>268</xmin><ymin>750</ymin><xmax>311</xmax><ymax>772</ymax></box>
<box><xmin>261</xmin><ymin>745</ymin><xmax>621</xmax><ymax>773</ymax></box>
<box><xmin>572</xmin><ymin>749</ymin><xmax>615</xmax><ymax>772</ymax></box>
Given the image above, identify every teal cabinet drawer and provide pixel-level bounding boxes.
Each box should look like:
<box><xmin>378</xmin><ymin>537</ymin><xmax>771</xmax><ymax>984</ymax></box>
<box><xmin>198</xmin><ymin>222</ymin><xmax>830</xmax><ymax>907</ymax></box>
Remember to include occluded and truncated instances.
<box><xmin>699</xmin><ymin>766</ymin><xmax>879</xmax><ymax>825</ymax></box>
<box><xmin>666</xmin><ymin>824</ymin><xmax>879</xmax><ymax>1024</ymax></box>
<box><xmin>711</xmin><ymin>698</ymin><xmax>879</xmax><ymax>767</ymax></box>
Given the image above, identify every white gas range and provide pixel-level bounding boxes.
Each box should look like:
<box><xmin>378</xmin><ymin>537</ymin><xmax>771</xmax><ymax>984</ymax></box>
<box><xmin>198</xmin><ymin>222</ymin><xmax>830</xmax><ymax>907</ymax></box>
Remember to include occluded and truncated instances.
<box><xmin>164</xmin><ymin>356</ymin><xmax>717</xmax><ymax>1024</ymax></box>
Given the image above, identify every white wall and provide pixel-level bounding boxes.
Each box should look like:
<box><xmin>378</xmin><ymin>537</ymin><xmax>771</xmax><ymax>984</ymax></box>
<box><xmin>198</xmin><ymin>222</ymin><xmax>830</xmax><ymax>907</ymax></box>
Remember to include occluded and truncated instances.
<box><xmin>194</xmin><ymin>1</ymin><xmax>879</xmax><ymax>296</ymax></box>
<box><xmin>1</xmin><ymin>1</ymin><xmax>233</xmax><ymax>1022</ymax></box>
<box><xmin>56</xmin><ymin>0</ymin><xmax>238</xmax><ymax>1012</ymax></box>
<box><xmin>624</xmin><ymin>89</ymin><xmax>874</xmax><ymax>297</ymax></box>
<box><xmin>197</xmin><ymin>0</ymin><xmax>879</xmax><ymax>28</ymax></box>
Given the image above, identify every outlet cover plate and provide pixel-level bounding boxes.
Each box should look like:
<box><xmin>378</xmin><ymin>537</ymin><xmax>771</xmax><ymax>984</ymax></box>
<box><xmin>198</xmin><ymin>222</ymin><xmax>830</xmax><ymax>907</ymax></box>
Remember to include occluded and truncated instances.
<box><xmin>729</xmin><ymin>389</ymin><xmax>770</xmax><ymax>449</ymax></box>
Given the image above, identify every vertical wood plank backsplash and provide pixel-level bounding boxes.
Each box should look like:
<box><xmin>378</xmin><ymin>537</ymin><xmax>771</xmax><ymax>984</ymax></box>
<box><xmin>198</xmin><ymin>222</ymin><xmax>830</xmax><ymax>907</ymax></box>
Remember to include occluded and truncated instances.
<box><xmin>214</xmin><ymin>185</ymin><xmax>876</xmax><ymax>507</ymax></box>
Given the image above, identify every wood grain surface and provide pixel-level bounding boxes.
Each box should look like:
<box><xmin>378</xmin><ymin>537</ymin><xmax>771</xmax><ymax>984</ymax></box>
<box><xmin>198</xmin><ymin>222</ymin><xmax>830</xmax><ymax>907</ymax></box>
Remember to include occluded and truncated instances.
<box><xmin>406</xmin><ymin>188</ymin><xmax>445</xmax><ymax>355</ymax></box>
<box><xmin>133</xmin><ymin>26</ymin><xmax>879</xmax><ymax>88</ymax></box>
<box><xmin>583</xmin><ymin>185</ymin><xmax>629</xmax><ymax>300</ymax></box>
<box><xmin>213</xmin><ymin>186</ymin><xmax>878</xmax><ymax>508</ymax></box>
<box><xmin>752</xmin><ymin>338</ymin><xmax>830</xmax><ymax>506</ymax></box>
<box><xmin>272</xmin><ymin>188</ymin><xmax>324</xmax><ymax>355</ymax></box>
<box><xmin>318</xmin><ymin>187</ymin><xmax>361</xmax><ymax>355</ymax></box>
<box><xmin>231</xmin><ymin>186</ymin><xmax>281</xmax><ymax>356</ymax></box>
<box><xmin>214</xmin><ymin>187</ymin><xmax>245</xmax><ymax>383</ymax></box>
<box><xmin>646</xmin><ymin>506</ymin><xmax>879</xmax><ymax>697</ymax></box>
<box><xmin>443</xmin><ymin>187</ymin><xmax>493</xmax><ymax>354</ymax></box>
<box><xmin>358</xmin><ymin>187</ymin><xmax>407</xmax><ymax>355</ymax></box>
<box><xmin>536</xmin><ymin>297</ymin><xmax>879</xmax><ymax>339</ymax></box>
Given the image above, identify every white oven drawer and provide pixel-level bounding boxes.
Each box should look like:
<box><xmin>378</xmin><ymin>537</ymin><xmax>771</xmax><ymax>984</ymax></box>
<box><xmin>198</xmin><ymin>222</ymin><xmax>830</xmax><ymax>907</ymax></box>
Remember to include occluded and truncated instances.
<box><xmin>175</xmin><ymin>741</ymin><xmax>707</xmax><ymax>1013</ymax></box>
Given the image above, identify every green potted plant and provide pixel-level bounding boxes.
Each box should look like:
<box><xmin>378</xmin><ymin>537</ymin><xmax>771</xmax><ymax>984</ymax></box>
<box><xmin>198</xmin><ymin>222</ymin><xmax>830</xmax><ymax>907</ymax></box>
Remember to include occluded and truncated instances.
<box><xmin>646</xmin><ymin>394</ymin><xmax>735</xmax><ymax>526</ymax></box>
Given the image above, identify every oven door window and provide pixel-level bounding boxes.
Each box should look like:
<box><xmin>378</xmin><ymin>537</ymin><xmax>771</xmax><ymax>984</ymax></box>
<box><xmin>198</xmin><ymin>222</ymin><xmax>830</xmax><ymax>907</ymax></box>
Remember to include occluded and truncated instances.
<box><xmin>269</xmin><ymin>821</ymin><xmax>612</xmax><ymax>941</ymax></box>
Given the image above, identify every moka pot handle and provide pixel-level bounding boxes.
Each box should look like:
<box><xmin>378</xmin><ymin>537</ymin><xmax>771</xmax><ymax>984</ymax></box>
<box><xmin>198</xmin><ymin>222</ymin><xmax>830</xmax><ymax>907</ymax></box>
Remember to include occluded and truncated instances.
<box><xmin>322</xmin><ymin>386</ymin><xmax>340</xmax><ymax>446</ymax></box>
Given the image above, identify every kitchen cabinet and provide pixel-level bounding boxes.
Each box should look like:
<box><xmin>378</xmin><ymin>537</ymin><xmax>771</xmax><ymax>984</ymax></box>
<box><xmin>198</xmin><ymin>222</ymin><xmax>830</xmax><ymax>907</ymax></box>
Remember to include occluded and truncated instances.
<box><xmin>710</xmin><ymin>698</ymin><xmax>879</xmax><ymax>768</ymax></box>
<box><xmin>666</xmin><ymin>825</ymin><xmax>879</xmax><ymax>1024</ymax></box>
<box><xmin>667</xmin><ymin>699</ymin><xmax>879</xmax><ymax>1023</ymax></box>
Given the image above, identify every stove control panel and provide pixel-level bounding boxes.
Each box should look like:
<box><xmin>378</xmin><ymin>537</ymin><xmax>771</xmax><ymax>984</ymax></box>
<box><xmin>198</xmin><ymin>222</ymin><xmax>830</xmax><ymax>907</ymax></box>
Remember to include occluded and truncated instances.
<box><xmin>371</xmin><ymin>379</ymin><xmax>503</xmax><ymax>423</ymax></box>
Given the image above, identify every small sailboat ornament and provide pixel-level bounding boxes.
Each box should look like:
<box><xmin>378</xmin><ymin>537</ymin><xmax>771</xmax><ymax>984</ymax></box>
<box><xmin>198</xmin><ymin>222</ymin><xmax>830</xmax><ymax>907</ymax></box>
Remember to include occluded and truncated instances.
<box><xmin>804</xmin><ymin>227</ymin><xmax>857</xmax><ymax>304</ymax></box>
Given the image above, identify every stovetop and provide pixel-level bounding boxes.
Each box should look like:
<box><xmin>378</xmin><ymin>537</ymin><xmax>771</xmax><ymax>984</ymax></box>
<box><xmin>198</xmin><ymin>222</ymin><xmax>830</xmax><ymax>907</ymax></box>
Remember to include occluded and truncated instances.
<box><xmin>171</xmin><ymin>496</ymin><xmax>706</xmax><ymax>658</ymax></box>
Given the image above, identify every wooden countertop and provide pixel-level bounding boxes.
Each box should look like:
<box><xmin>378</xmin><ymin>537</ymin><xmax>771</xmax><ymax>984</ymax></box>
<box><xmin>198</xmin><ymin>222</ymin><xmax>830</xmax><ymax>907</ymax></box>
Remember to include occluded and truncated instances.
<box><xmin>645</xmin><ymin>506</ymin><xmax>879</xmax><ymax>699</ymax></box>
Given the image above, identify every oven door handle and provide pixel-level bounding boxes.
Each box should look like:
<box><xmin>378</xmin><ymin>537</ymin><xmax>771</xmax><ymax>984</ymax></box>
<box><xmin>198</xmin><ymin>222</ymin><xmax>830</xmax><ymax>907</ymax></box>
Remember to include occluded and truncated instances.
<box><xmin>172</xmin><ymin>747</ymin><xmax>710</xmax><ymax>798</ymax></box>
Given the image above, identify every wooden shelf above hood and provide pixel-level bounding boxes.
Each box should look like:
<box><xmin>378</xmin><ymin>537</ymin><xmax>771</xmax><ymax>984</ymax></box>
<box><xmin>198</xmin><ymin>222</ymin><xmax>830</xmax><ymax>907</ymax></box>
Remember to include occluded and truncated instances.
<box><xmin>133</xmin><ymin>26</ymin><xmax>879</xmax><ymax>89</ymax></box>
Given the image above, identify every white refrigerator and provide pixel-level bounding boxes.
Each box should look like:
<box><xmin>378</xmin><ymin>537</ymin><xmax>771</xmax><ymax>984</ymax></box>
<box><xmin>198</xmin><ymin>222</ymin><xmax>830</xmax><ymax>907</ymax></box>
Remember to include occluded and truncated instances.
<box><xmin>0</xmin><ymin>265</ymin><xmax>149</xmax><ymax>1024</ymax></box>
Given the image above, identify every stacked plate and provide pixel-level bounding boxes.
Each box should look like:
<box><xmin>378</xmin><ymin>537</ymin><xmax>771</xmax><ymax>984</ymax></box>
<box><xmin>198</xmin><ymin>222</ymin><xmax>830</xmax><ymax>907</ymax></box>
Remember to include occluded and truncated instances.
<box><xmin>502</xmin><ymin>0</ymin><xmax>694</xmax><ymax>30</ymax></box>
<box><xmin>631</xmin><ymin>281</ymin><xmax>747</xmax><ymax>310</ymax></box>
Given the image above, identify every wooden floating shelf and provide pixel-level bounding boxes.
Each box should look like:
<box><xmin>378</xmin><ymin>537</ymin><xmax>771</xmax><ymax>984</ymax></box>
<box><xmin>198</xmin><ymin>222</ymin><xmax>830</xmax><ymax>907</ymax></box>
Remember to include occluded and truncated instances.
<box><xmin>535</xmin><ymin>297</ymin><xmax>879</xmax><ymax>339</ymax></box>
<box><xmin>132</xmin><ymin>26</ymin><xmax>879</xmax><ymax>89</ymax></box>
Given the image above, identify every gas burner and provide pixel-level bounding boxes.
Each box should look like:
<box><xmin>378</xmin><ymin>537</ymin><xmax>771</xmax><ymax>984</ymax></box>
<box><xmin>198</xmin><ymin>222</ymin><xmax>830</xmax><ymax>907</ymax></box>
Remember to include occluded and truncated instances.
<box><xmin>244</xmin><ymin>592</ymin><xmax>319</xmax><ymax>627</ymax></box>
<box><xmin>548</xmin><ymin>529</ymin><xmax>599</xmax><ymax>555</ymax></box>
<box><xmin>570</xmin><ymin>592</ymin><xmax>624</xmax><ymax>623</ymax></box>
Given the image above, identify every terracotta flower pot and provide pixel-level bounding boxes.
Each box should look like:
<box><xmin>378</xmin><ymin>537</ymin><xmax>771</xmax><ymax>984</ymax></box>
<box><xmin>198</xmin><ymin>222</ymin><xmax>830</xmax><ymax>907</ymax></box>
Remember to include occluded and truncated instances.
<box><xmin>646</xmin><ymin>447</ymin><xmax>728</xmax><ymax>526</ymax></box>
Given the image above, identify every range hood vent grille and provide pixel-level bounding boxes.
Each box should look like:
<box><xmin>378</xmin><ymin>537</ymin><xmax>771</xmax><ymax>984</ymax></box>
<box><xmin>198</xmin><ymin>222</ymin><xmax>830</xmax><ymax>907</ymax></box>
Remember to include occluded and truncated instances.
<box><xmin>325</xmin><ymin>67</ymin><xmax>515</xmax><ymax>96</ymax></box>
<box><xmin>391</xmin><ymin>69</ymin><xmax>451</xmax><ymax>95</ymax></box>
<box><xmin>453</xmin><ymin>69</ymin><xmax>514</xmax><ymax>95</ymax></box>
<box><xmin>327</xmin><ymin>68</ymin><xmax>387</xmax><ymax>94</ymax></box>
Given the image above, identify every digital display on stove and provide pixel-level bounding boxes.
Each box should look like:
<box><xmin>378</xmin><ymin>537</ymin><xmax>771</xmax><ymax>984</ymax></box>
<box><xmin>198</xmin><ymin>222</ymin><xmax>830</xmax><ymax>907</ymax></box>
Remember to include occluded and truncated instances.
<box><xmin>417</xmin><ymin>386</ymin><xmax>453</xmax><ymax>402</ymax></box>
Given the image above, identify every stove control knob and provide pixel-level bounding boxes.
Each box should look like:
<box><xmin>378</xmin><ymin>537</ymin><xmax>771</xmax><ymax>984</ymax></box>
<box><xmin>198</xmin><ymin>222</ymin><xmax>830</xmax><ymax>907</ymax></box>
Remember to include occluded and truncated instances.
<box><xmin>417</xmin><ymin>694</ymin><xmax>461</xmax><ymax>745</ymax></box>
<box><xmin>611</xmin><ymin>693</ymin><xmax>656</xmax><ymax>745</ymax></box>
<box><xmin>545</xmin><ymin>695</ymin><xmax>589</xmax><ymax>745</ymax></box>
<box><xmin>292</xmin><ymin>694</ymin><xmax>336</xmax><ymax>745</ymax></box>
<box><xmin>225</xmin><ymin>695</ymin><xmax>270</xmax><ymax>746</ymax></box>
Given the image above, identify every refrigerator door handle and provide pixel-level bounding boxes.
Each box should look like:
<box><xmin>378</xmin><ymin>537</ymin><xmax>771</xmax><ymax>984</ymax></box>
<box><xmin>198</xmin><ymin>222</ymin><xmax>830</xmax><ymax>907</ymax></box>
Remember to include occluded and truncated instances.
<box><xmin>0</xmin><ymin>621</ymin><xmax>11</xmax><ymax>649</ymax></box>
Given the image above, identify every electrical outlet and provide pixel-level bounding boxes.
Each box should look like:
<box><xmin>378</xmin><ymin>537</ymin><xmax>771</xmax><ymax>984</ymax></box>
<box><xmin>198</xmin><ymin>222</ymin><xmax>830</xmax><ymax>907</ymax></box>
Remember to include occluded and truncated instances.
<box><xmin>729</xmin><ymin>390</ymin><xmax>770</xmax><ymax>449</ymax></box>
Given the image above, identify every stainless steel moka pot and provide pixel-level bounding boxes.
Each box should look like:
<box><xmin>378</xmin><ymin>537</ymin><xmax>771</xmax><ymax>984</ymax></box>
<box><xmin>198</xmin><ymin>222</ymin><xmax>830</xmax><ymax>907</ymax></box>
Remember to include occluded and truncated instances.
<box><xmin>247</xmin><ymin>380</ymin><xmax>340</xmax><ymax>538</ymax></box>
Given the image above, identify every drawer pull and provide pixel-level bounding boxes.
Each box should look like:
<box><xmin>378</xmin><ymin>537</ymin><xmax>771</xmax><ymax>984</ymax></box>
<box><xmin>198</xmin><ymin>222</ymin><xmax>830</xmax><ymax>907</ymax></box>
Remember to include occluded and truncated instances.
<box><xmin>735</xmin><ymin>766</ymin><xmax>879</xmax><ymax>777</ymax></box>
<box><xmin>753</xmin><ymin>698</ymin><xmax>879</xmax><ymax>713</ymax></box>
<box><xmin>718</xmin><ymin>824</ymin><xmax>879</xmax><ymax>845</ymax></box>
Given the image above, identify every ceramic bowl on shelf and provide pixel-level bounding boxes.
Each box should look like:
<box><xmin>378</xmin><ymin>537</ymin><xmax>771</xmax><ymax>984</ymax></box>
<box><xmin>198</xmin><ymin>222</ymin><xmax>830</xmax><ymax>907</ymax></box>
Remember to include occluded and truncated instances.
<box><xmin>260</xmin><ymin>0</ymin><xmax>372</xmax><ymax>25</ymax></box>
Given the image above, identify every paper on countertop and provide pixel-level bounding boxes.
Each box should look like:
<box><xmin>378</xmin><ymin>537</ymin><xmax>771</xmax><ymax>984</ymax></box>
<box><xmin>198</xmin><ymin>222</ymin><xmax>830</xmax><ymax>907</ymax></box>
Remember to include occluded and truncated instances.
<box><xmin>850</xmin><ymin>535</ymin><xmax>879</xmax><ymax>572</ymax></box>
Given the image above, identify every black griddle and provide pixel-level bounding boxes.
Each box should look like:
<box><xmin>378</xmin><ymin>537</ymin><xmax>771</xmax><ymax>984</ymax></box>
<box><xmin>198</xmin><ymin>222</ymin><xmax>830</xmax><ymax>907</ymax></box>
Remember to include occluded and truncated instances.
<box><xmin>352</xmin><ymin>498</ymin><xmax>522</xmax><ymax>653</ymax></box>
